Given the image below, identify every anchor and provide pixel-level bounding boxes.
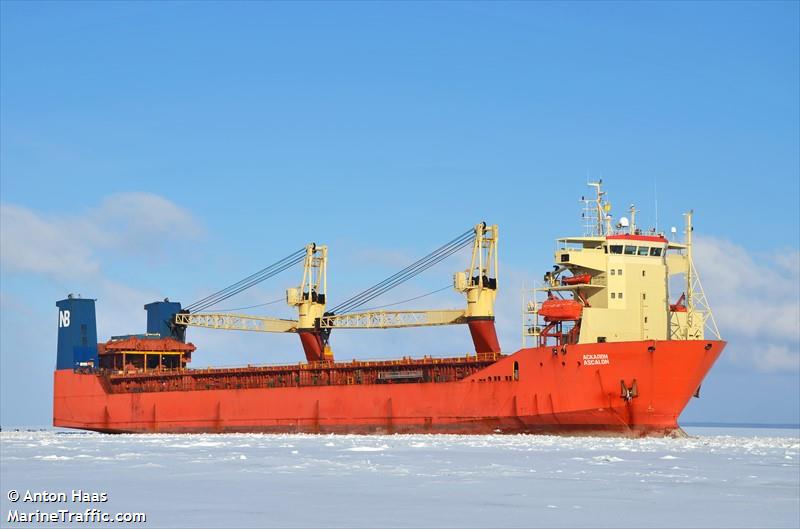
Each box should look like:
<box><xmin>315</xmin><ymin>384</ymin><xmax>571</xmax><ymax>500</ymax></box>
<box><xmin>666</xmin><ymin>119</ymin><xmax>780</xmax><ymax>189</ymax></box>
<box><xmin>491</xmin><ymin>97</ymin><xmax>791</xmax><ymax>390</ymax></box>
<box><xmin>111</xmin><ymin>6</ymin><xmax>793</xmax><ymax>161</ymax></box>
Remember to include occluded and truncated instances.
<box><xmin>620</xmin><ymin>379</ymin><xmax>638</xmax><ymax>402</ymax></box>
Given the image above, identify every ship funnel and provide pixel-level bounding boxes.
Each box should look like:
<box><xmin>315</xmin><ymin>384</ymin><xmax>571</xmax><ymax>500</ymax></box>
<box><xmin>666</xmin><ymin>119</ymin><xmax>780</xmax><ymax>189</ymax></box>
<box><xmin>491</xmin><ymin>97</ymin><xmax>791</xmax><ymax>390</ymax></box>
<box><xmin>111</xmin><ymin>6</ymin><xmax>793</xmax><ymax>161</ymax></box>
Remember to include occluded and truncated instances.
<box><xmin>56</xmin><ymin>297</ymin><xmax>98</xmax><ymax>369</ymax></box>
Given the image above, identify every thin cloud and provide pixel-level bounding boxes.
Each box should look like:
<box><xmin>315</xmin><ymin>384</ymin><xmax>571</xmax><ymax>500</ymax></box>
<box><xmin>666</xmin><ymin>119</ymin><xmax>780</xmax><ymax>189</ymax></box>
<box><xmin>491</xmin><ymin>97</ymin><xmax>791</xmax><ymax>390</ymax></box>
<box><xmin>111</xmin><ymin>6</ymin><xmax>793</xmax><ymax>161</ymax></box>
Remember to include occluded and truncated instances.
<box><xmin>694</xmin><ymin>236</ymin><xmax>799</xmax><ymax>373</ymax></box>
<box><xmin>0</xmin><ymin>204</ymin><xmax>101</xmax><ymax>278</ymax></box>
<box><xmin>0</xmin><ymin>192</ymin><xmax>203</xmax><ymax>280</ymax></box>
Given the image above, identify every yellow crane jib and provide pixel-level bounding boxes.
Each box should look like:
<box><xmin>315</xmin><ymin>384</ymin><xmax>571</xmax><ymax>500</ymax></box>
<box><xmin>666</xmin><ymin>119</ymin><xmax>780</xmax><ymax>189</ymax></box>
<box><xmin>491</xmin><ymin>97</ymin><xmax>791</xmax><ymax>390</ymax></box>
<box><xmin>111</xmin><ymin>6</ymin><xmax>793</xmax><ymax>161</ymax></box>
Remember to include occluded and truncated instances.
<box><xmin>173</xmin><ymin>313</ymin><xmax>298</xmax><ymax>333</ymax></box>
<box><xmin>319</xmin><ymin>309</ymin><xmax>467</xmax><ymax>329</ymax></box>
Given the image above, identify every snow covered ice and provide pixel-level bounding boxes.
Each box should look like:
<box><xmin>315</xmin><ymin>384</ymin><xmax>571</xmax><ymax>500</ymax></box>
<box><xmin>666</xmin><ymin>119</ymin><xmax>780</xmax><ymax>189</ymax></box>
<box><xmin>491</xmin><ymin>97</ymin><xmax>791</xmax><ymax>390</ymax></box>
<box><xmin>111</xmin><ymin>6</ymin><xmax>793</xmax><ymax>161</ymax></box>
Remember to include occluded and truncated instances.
<box><xmin>1</xmin><ymin>427</ymin><xmax>797</xmax><ymax>528</ymax></box>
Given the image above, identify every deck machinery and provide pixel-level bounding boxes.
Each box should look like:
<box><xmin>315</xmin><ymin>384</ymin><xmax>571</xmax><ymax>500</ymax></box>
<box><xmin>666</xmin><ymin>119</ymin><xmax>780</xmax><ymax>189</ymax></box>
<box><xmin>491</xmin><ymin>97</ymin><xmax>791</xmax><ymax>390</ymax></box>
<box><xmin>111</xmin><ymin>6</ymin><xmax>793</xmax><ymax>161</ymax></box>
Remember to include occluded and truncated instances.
<box><xmin>53</xmin><ymin>182</ymin><xmax>725</xmax><ymax>436</ymax></box>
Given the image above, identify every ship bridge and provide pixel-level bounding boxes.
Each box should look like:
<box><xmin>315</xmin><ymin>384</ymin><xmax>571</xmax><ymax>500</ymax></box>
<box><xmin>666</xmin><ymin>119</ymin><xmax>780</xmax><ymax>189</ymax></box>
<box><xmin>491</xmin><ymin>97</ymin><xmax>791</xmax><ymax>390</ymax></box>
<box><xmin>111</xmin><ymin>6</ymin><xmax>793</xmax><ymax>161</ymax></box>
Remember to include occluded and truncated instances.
<box><xmin>524</xmin><ymin>181</ymin><xmax>719</xmax><ymax>348</ymax></box>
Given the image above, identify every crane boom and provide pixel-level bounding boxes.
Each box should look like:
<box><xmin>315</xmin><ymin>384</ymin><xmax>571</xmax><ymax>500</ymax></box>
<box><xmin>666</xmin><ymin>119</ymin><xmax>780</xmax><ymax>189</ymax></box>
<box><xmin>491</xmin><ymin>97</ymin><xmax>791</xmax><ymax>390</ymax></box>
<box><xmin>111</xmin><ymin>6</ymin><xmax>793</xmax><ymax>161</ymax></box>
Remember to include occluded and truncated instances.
<box><xmin>320</xmin><ymin>309</ymin><xmax>466</xmax><ymax>329</ymax></box>
<box><xmin>174</xmin><ymin>312</ymin><xmax>298</xmax><ymax>333</ymax></box>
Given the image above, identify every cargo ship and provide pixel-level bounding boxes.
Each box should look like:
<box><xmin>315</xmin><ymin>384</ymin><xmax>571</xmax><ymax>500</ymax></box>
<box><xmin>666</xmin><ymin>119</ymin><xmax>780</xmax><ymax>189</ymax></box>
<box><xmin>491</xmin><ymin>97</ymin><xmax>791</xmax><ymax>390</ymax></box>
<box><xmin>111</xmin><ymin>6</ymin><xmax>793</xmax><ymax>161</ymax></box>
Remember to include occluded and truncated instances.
<box><xmin>53</xmin><ymin>182</ymin><xmax>725</xmax><ymax>436</ymax></box>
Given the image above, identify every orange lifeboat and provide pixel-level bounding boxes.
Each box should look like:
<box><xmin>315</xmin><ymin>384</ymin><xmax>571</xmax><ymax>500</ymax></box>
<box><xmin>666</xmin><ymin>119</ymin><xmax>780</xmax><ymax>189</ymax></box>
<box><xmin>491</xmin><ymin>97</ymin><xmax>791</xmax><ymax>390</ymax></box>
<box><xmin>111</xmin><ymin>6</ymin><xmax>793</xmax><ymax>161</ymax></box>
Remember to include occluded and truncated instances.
<box><xmin>539</xmin><ymin>299</ymin><xmax>583</xmax><ymax>321</ymax></box>
<box><xmin>561</xmin><ymin>274</ymin><xmax>591</xmax><ymax>286</ymax></box>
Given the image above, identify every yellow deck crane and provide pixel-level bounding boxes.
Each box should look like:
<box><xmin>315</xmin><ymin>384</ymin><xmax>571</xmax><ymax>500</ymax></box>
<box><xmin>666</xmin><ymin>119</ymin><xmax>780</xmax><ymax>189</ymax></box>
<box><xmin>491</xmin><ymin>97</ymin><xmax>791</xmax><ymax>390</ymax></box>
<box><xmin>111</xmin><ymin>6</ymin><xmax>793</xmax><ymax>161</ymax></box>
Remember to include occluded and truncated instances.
<box><xmin>319</xmin><ymin>223</ymin><xmax>500</xmax><ymax>354</ymax></box>
<box><xmin>173</xmin><ymin>223</ymin><xmax>500</xmax><ymax>363</ymax></box>
<box><xmin>174</xmin><ymin>243</ymin><xmax>331</xmax><ymax>362</ymax></box>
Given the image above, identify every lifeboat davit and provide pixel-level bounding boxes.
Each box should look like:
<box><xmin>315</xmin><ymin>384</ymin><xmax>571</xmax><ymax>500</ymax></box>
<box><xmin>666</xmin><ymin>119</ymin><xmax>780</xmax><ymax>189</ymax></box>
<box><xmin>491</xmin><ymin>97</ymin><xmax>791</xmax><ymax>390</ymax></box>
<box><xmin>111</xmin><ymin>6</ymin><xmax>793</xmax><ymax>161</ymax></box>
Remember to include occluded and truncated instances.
<box><xmin>561</xmin><ymin>274</ymin><xmax>591</xmax><ymax>286</ymax></box>
<box><xmin>539</xmin><ymin>299</ymin><xmax>583</xmax><ymax>321</ymax></box>
<box><xmin>670</xmin><ymin>293</ymin><xmax>688</xmax><ymax>312</ymax></box>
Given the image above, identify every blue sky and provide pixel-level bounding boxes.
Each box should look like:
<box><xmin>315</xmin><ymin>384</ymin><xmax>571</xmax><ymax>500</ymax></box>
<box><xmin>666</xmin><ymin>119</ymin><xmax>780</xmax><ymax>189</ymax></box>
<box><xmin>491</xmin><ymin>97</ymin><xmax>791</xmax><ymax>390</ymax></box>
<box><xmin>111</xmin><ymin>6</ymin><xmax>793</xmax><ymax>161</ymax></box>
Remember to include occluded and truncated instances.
<box><xmin>1</xmin><ymin>1</ymin><xmax>798</xmax><ymax>426</ymax></box>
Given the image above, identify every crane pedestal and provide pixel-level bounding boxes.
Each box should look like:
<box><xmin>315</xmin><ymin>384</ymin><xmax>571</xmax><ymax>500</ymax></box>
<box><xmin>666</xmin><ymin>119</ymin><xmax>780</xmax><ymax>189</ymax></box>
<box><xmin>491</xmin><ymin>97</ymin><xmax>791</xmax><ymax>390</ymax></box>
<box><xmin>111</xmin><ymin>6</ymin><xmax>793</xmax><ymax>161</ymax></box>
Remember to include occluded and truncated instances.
<box><xmin>466</xmin><ymin>317</ymin><xmax>501</xmax><ymax>354</ymax></box>
<box><xmin>298</xmin><ymin>329</ymin><xmax>327</xmax><ymax>363</ymax></box>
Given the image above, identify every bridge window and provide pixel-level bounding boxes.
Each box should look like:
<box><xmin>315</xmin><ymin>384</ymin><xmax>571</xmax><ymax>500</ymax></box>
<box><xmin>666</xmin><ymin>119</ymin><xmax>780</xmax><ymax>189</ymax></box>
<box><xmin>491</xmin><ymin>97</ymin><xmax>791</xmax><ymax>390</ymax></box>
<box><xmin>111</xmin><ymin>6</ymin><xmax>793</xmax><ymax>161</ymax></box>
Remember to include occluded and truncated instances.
<box><xmin>610</xmin><ymin>245</ymin><xmax>623</xmax><ymax>254</ymax></box>
<box><xmin>624</xmin><ymin>245</ymin><xmax>637</xmax><ymax>255</ymax></box>
<box><xmin>618</xmin><ymin>268</ymin><xmax>623</xmax><ymax>275</ymax></box>
<box><xmin>610</xmin><ymin>269</ymin><xmax>615</xmax><ymax>276</ymax></box>
<box><xmin>637</xmin><ymin>246</ymin><xmax>649</xmax><ymax>256</ymax></box>
<box><xmin>618</xmin><ymin>292</ymin><xmax>624</xmax><ymax>299</ymax></box>
<box><xmin>650</xmin><ymin>247</ymin><xmax>663</xmax><ymax>257</ymax></box>
<box><xmin>611</xmin><ymin>292</ymin><xmax>616</xmax><ymax>299</ymax></box>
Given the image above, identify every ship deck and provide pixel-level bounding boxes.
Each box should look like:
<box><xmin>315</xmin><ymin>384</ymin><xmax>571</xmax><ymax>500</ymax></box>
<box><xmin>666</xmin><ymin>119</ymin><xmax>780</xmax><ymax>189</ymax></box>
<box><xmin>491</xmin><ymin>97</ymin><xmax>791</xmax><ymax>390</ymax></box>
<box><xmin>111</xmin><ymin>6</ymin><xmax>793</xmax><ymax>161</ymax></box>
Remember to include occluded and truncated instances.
<box><xmin>97</xmin><ymin>352</ymin><xmax>504</xmax><ymax>394</ymax></box>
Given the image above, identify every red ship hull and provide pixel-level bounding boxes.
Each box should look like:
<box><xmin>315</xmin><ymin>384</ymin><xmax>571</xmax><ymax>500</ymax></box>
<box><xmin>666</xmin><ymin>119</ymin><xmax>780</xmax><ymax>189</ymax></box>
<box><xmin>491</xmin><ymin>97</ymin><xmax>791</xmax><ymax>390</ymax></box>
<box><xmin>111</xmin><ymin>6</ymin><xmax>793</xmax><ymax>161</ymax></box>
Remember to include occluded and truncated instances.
<box><xmin>53</xmin><ymin>339</ymin><xmax>724</xmax><ymax>437</ymax></box>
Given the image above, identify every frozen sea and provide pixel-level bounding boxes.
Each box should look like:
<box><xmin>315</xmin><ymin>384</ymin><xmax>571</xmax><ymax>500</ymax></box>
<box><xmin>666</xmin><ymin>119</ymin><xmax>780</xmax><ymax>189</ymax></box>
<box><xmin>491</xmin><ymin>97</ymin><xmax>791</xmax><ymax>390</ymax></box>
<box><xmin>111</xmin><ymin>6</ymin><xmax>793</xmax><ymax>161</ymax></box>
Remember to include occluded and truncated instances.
<box><xmin>1</xmin><ymin>427</ymin><xmax>798</xmax><ymax>528</ymax></box>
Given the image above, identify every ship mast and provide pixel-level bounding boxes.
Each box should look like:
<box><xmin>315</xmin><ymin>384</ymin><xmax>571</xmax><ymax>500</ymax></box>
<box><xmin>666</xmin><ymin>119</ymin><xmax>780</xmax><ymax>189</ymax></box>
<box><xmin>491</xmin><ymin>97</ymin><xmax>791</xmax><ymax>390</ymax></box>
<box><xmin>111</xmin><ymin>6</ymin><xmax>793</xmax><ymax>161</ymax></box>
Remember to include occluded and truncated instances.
<box><xmin>584</xmin><ymin>181</ymin><xmax>612</xmax><ymax>236</ymax></box>
<box><xmin>684</xmin><ymin>210</ymin><xmax>694</xmax><ymax>324</ymax></box>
